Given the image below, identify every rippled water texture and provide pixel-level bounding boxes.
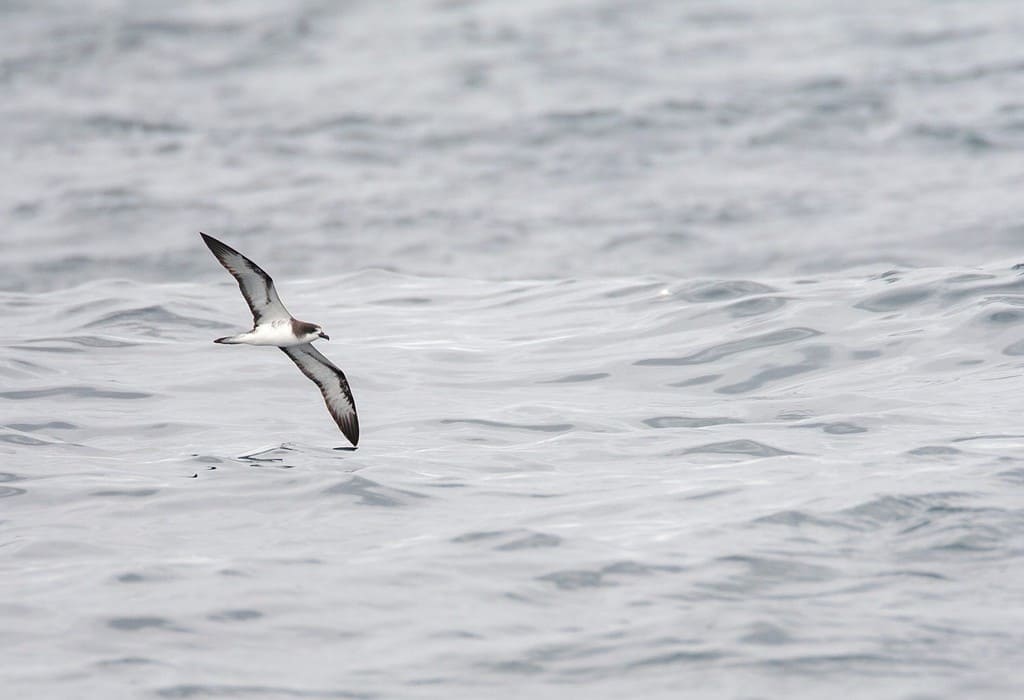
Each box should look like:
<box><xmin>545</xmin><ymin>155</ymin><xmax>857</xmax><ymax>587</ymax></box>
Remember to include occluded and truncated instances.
<box><xmin>3</xmin><ymin>1</ymin><xmax>1024</xmax><ymax>699</ymax></box>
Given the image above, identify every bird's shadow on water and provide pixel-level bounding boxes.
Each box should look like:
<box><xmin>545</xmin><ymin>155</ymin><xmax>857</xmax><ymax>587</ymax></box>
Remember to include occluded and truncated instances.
<box><xmin>237</xmin><ymin>443</ymin><xmax>297</xmax><ymax>467</ymax></box>
<box><xmin>239</xmin><ymin>442</ymin><xmax>354</xmax><ymax>458</ymax></box>
<box><xmin>185</xmin><ymin>444</ymin><xmax>423</xmax><ymax>507</ymax></box>
<box><xmin>186</xmin><ymin>443</ymin><xmax>358</xmax><ymax>476</ymax></box>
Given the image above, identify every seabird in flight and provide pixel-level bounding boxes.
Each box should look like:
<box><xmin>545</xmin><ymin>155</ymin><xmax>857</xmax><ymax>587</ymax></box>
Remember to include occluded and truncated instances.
<box><xmin>200</xmin><ymin>232</ymin><xmax>359</xmax><ymax>446</ymax></box>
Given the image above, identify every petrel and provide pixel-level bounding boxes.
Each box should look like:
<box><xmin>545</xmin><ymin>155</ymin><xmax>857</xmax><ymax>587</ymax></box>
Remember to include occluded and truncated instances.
<box><xmin>200</xmin><ymin>232</ymin><xmax>359</xmax><ymax>446</ymax></box>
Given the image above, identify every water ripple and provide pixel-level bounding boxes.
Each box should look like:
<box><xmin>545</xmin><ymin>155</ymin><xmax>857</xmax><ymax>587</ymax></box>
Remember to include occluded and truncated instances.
<box><xmin>321</xmin><ymin>476</ymin><xmax>426</xmax><ymax>507</ymax></box>
<box><xmin>678</xmin><ymin>440</ymin><xmax>797</xmax><ymax>458</ymax></box>
<box><xmin>0</xmin><ymin>386</ymin><xmax>151</xmax><ymax>400</ymax></box>
<box><xmin>717</xmin><ymin>345</ymin><xmax>830</xmax><ymax>394</ymax></box>
<box><xmin>156</xmin><ymin>685</ymin><xmax>371</xmax><ymax>699</ymax></box>
<box><xmin>441</xmin><ymin>419</ymin><xmax>574</xmax><ymax>433</ymax></box>
<box><xmin>636</xmin><ymin>327</ymin><xmax>822</xmax><ymax>366</ymax></box>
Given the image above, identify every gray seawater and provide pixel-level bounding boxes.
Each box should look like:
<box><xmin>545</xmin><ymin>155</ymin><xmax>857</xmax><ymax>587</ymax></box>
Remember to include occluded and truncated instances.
<box><xmin>3</xmin><ymin>1</ymin><xmax>1024</xmax><ymax>698</ymax></box>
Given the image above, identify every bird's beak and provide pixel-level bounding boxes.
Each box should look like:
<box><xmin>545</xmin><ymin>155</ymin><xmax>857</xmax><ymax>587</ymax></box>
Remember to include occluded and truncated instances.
<box><xmin>319</xmin><ymin>332</ymin><xmax>330</xmax><ymax>341</ymax></box>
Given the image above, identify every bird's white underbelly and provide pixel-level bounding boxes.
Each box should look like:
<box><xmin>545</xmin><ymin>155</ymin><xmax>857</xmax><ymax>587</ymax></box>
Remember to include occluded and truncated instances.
<box><xmin>241</xmin><ymin>321</ymin><xmax>307</xmax><ymax>347</ymax></box>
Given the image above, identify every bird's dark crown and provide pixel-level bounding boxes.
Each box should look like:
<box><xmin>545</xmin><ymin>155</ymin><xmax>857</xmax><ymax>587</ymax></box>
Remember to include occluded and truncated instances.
<box><xmin>291</xmin><ymin>320</ymin><xmax>320</xmax><ymax>336</ymax></box>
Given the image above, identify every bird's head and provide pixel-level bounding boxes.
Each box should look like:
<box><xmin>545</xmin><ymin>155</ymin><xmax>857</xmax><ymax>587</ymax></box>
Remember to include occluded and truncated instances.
<box><xmin>294</xmin><ymin>320</ymin><xmax>330</xmax><ymax>342</ymax></box>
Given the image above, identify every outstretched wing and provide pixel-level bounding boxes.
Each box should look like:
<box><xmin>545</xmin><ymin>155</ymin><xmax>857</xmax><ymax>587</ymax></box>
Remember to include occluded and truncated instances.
<box><xmin>200</xmin><ymin>232</ymin><xmax>291</xmax><ymax>324</ymax></box>
<box><xmin>280</xmin><ymin>343</ymin><xmax>359</xmax><ymax>446</ymax></box>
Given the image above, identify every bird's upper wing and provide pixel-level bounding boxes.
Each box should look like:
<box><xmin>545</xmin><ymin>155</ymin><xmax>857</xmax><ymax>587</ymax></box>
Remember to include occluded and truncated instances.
<box><xmin>200</xmin><ymin>232</ymin><xmax>291</xmax><ymax>324</ymax></box>
<box><xmin>280</xmin><ymin>343</ymin><xmax>359</xmax><ymax>446</ymax></box>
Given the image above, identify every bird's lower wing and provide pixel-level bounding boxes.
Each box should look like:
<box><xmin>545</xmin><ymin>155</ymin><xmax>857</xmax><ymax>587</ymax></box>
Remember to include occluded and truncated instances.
<box><xmin>201</xmin><ymin>232</ymin><xmax>291</xmax><ymax>324</ymax></box>
<box><xmin>280</xmin><ymin>344</ymin><xmax>359</xmax><ymax>446</ymax></box>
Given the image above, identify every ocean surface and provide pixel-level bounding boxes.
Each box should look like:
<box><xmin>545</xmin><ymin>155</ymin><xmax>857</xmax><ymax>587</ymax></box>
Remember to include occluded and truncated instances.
<box><xmin>3</xmin><ymin>1</ymin><xmax>1024</xmax><ymax>698</ymax></box>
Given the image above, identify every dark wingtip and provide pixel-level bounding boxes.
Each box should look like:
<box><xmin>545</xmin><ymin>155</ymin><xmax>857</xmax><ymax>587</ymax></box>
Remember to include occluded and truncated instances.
<box><xmin>341</xmin><ymin>415</ymin><xmax>360</xmax><ymax>447</ymax></box>
<box><xmin>199</xmin><ymin>232</ymin><xmax>236</xmax><ymax>258</ymax></box>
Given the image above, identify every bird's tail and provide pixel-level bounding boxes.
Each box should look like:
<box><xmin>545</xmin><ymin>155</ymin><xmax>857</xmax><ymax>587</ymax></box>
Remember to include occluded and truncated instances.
<box><xmin>214</xmin><ymin>335</ymin><xmax>246</xmax><ymax>344</ymax></box>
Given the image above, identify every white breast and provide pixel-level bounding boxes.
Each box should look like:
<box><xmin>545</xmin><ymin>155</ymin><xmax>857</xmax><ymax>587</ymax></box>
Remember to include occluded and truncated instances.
<box><xmin>242</xmin><ymin>321</ymin><xmax>309</xmax><ymax>347</ymax></box>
